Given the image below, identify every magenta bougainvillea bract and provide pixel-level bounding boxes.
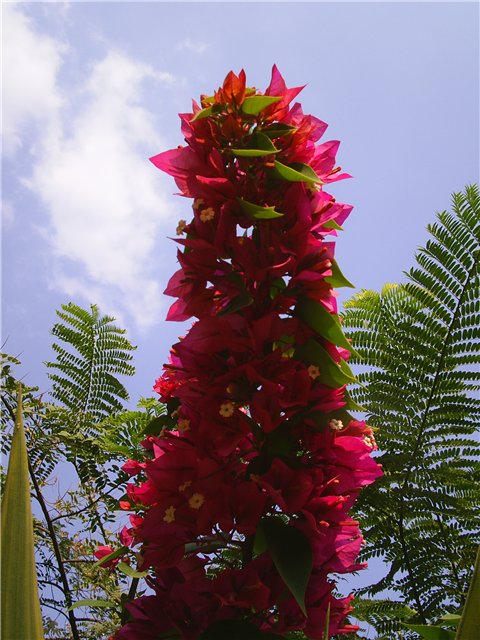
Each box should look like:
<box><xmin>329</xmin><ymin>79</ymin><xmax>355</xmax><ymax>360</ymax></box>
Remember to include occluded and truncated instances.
<box><xmin>114</xmin><ymin>67</ymin><xmax>382</xmax><ymax>640</ymax></box>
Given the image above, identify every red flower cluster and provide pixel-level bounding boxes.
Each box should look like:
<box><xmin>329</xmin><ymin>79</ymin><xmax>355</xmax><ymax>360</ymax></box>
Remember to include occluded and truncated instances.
<box><xmin>115</xmin><ymin>67</ymin><xmax>382</xmax><ymax>639</ymax></box>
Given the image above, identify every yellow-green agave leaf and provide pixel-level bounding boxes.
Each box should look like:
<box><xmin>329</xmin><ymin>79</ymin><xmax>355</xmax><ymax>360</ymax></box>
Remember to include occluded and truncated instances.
<box><xmin>1</xmin><ymin>386</ymin><xmax>44</xmax><ymax>640</ymax></box>
<box><xmin>456</xmin><ymin>545</ymin><xmax>480</xmax><ymax>640</ymax></box>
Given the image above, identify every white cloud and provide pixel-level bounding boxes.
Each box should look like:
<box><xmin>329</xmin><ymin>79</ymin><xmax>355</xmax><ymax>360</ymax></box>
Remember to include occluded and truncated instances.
<box><xmin>2</xmin><ymin>3</ymin><xmax>65</xmax><ymax>155</ymax></box>
<box><xmin>176</xmin><ymin>37</ymin><xmax>207</xmax><ymax>54</ymax></box>
<box><xmin>4</xmin><ymin>5</ymin><xmax>179</xmax><ymax>331</ymax></box>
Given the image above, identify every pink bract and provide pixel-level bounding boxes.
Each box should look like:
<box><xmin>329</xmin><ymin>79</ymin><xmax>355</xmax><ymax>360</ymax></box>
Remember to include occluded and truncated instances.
<box><xmin>115</xmin><ymin>67</ymin><xmax>382</xmax><ymax>639</ymax></box>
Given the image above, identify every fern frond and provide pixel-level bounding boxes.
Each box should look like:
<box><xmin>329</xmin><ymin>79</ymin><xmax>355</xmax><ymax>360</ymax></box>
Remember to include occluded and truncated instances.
<box><xmin>46</xmin><ymin>303</ymin><xmax>136</xmax><ymax>422</ymax></box>
<box><xmin>343</xmin><ymin>185</ymin><xmax>480</xmax><ymax>623</ymax></box>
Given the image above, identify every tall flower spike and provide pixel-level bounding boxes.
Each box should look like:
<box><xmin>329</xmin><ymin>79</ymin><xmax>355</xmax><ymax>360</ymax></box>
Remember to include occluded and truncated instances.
<box><xmin>116</xmin><ymin>67</ymin><xmax>382</xmax><ymax>640</ymax></box>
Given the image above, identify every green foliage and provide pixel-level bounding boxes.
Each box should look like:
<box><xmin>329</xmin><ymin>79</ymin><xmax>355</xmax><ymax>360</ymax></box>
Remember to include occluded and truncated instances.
<box><xmin>342</xmin><ymin>185</ymin><xmax>480</xmax><ymax>633</ymax></box>
<box><xmin>1</xmin><ymin>303</ymin><xmax>161</xmax><ymax>640</ymax></box>
<box><xmin>260</xmin><ymin>517</ymin><xmax>313</xmax><ymax>616</ymax></box>
<box><xmin>348</xmin><ymin>598</ymin><xmax>417</xmax><ymax>639</ymax></box>
<box><xmin>46</xmin><ymin>303</ymin><xmax>135</xmax><ymax>421</ymax></box>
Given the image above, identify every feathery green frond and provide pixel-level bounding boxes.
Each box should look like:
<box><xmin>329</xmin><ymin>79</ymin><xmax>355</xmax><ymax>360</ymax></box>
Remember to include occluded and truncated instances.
<box><xmin>343</xmin><ymin>185</ymin><xmax>480</xmax><ymax>626</ymax></box>
<box><xmin>46</xmin><ymin>303</ymin><xmax>136</xmax><ymax>423</ymax></box>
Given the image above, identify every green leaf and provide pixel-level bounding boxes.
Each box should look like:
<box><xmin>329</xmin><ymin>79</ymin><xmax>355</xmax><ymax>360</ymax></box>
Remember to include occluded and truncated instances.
<box><xmin>217</xmin><ymin>291</ymin><xmax>253</xmax><ymax>316</ymax></box>
<box><xmin>269</xmin><ymin>277</ymin><xmax>287</xmax><ymax>300</ymax></box>
<box><xmin>343</xmin><ymin>387</ymin><xmax>366</xmax><ymax>411</ymax></box>
<box><xmin>69</xmin><ymin>598</ymin><xmax>116</xmax><ymax>611</ymax></box>
<box><xmin>456</xmin><ymin>545</ymin><xmax>480</xmax><ymax>639</ymax></box>
<box><xmin>403</xmin><ymin>624</ymin><xmax>456</xmax><ymax>639</ymax></box>
<box><xmin>439</xmin><ymin>614</ymin><xmax>461</xmax><ymax>628</ymax></box>
<box><xmin>217</xmin><ymin>271</ymin><xmax>254</xmax><ymax>316</ymax></box>
<box><xmin>296</xmin><ymin>296</ymin><xmax>358</xmax><ymax>355</ymax></box>
<box><xmin>99</xmin><ymin>437</ymin><xmax>131</xmax><ymax>455</ymax></box>
<box><xmin>117</xmin><ymin>561</ymin><xmax>149</xmax><ymax>579</ymax></box>
<box><xmin>253</xmin><ymin>522</ymin><xmax>267</xmax><ymax>556</ymax></box>
<box><xmin>232</xmin><ymin>132</ymin><xmax>279</xmax><ymax>157</ymax></box>
<box><xmin>260</xmin><ymin>517</ymin><xmax>313</xmax><ymax>615</ymax></box>
<box><xmin>295</xmin><ymin>339</ymin><xmax>356</xmax><ymax>388</ymax></box>
<box><xmin>201</xmin><ymin>619</ymin><xmax>283</xmax><ymax>639</ymax></box>
<box><xmin>273</xmin><ymin>160</ymin><xmax>322</xmax><ymax>184</ymax></box>
<box><xmin>322</xmin><ymin>219</ymin><xmax>343</xmax><ymax>231</ymax></box>
<box><xmin>241</xmin><ymin>95</ymin><xmax>282</xmax><ymax>115</ymax></box>
<box><xmin>93</xmin><ymin>545</ymin><xmax>129</xmax><ymax>568</ymax></box>
<box><xmin>324</xmin><ymin>259</ymin><xmax>355</xmax><ymax>288</ymax></box>
<box><xmin>237</xmin><ymin>198</ymin><xmax>284</xmax><ymax>219</ymax></box>
<box><xmin>142</xmin><ymin>414</ymin><xmax>174</xmax><ymax>435</ymax></box>
<box><xmin>191</xmin><ymin>106</ymin><xmax>213</xmax><ymax>121</ymax></box>
<box><xmin>1</xmin><ymin>387</ymin><xmax>45</xmax><ymax>640</ymax></box>
<box><xmin>261</xmin><ymin>122</ymin><xmax>297</xmax><ymax>138</ymax></box>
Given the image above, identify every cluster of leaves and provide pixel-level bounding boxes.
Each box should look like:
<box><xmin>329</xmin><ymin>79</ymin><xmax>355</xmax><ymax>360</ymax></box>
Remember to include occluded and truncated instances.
<box><xmin>1</xmin><ymin>303</ymin><xmax>162</xmax><ymax>640</ymax></box>
<box><xmin>341</xmin><ymin>185</ymin><xmax>480</xmax><ymax>638</ymax></box>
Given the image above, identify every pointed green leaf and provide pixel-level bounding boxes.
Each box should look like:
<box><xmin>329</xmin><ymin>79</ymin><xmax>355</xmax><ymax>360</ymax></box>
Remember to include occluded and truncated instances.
<box><xmin>191</xmin><ymin>106</ymin><xmax>213</xmax><ymax>121</ymax></box>
<box><xmin>456</xmin><ymin>545</ymin><xmax>480</xmax><ymax>639</ymax></box>
<box><xmin>99</xmin><ymin>438</ymin><xmax>131</xmax><ymax>455</ymax></box>
<box><xmin>296</xmin><ymin>296</ymin><xmax>358</xmax><ymax>355</ymax></box>
<box><xmin>1</xmin><ymin>387</ymin><xmax>45</xmax><ymax>640</ymax></box>
<box><xmin>403</xmin><ymin>624</ymin><xmax>456</xmax><ymax>640</ymax></box>
<box><xmin>232</xmin><ymin>132</ymin><xmax>279</xmax><ymax>157</ymax></box>
<box><xmin>217</xmin><ymin>291</ymin><xmax>254</xmax><ymax>316</ymax></box>
<box><xmin>273</xmin><ymin>160</ymin><xmax>322</xmax><ymax>184</ymax></box>
<box><xmin>241</xmin><ymin>95</ymin><xmax>282</xmax><ymax>115</ymax></box>
<box><xmin>232</xmin><ymin>148</ymin><xmax>276</xmax><ymax>157</ymax></box>
<box><xmin>261</xmin><ymin>122</ymin><xmax>297</xmax><ymax>138</ymax></box>
<box><xmin>325</xmin><ymin>259</ymin><xmax>355</xmax><ymax>288</ymax></box>
<box><xmin>440</xmin><ymin>614</ymin><xmax>461</xmax><ymax>628</ymax></box>
<box><xmin>117</xmin><ymin>561</ymin><xmax>149</xmax><ymax>579</ymax></box>
<box><xmin>295</xmin><ymin>339</ymin><xmax>356</xmax><ymax>388</ymax></box>
<box><xmin>322</xmin><ymin>219</ymin><xmax>343</xmax><ymax>231</ymax></box>
<box><xmin>237</xmin><ymin>198</ymin><xmax>284</xmax><ymax>219</ymax></box>
<box><xmin>261</xmin><ymin>517</ymin><xmax>313</xmax><ymax>615</ymax></box>
<box><xmin>93</xmin><ymin>545</ymin><xmax>129</xmax><ymax>568</ymax></box>
<box><xmin>142</xmin><ymin>414</ymin><xmax>175</xmax><ymax>435</ymax></box>
<box><xmin>269</xmin><ymin>277</ymin><xmax>287</xmax><ymax>300</ymax></box>
<box><xmin>69</xmin><ymin>598</ymin><xmax>116</xmax><ymax>611</ymax></box>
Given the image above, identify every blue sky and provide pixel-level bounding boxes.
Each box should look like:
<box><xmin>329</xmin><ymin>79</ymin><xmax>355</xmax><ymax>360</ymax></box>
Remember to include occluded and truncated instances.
<box><xmin>2</xmin><ymin>0</ymin><xmax>479</xmax><ymax>404</ymax></box>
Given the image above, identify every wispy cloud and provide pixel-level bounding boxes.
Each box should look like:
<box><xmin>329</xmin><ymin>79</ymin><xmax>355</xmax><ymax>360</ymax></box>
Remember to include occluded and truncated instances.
<box><xmin>2</xmin><ymin>4</ymin><xmax>65</xmax><ymax>155</ymax></box>
<box><xmin>4</xmin><ymin>5</ymin><xmax>179</xmax><ymax>331</ymax></box>
<box><xmin>176</xmin><ymin>37</ymin><xmax>207</xmax><ymax>54</ymax></box>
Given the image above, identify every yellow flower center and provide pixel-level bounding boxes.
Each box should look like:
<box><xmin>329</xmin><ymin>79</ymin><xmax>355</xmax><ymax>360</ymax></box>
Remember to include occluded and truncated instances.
<box><xmin>176</xmin><ymin>219</ymin><xmax>187</xmax><ymax>235</ymax></box>
<box><xmin>364</xmin><ymin>434</ymin><xmax>376</xmax><ymax>449</ymax></box>
<box><xmin>193</xmin><ymin>198</ymin><xmax>205</xmax><ymax>210</ymax></box>
<box><xmin>163</xmin><ymin>505</ymin><xmax>176</xmax><ymax>523</ymax></box>
<box><xmin>178</xmin><ymin>480</ymin><xmax>192</xmax><ymax>493</ymax></box>
<box><xmin>177</xmin><ymin>418</ymin><xmax>190</xmax><ymax>432</ymax></box>
<box><xmin>307</xmin><ymin>364</ymin><xmax>321</xmax><ymax>380</ymax></box>
<box><xmin>188</xmin><ymin>493</ymin><xmax>205</xmax><ymax>510</ymax></box>
<box><xmin>200</xmin><ymin>207</ymin><xmax>215</xmax><ymax>222</ymax></box>
<box><xmin>329</xmin><ymin>418</ymin><xmax>344</xmax><ymax>431</ymax></box>
<box><xmin>219</xmin><ymin>401</ymin><xmax>235</xmax><ymax>417</ymax></box>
